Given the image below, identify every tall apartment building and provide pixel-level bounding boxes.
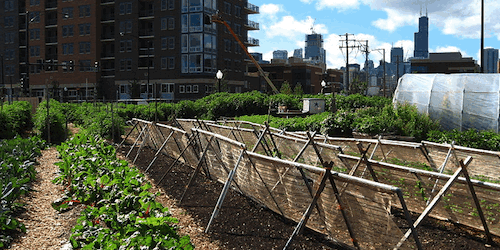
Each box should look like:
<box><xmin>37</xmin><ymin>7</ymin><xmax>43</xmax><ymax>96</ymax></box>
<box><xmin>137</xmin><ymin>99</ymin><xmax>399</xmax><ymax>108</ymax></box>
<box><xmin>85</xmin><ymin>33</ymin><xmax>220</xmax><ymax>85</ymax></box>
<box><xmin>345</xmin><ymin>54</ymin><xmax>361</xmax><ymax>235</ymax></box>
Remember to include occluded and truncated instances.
<box><xmin>272</xmin><ymin>50</ymin><xmax>287</xmax><ymax>60</ymax></box>
<box><xmin>484</xmin><ymin>48</ymin><xmax>499</xmax><ymax>73</ymax></box>
<box><xmin>0</xmin><ymin>0</ymin><xmax>259</xmax><ymax>101</ymax></box>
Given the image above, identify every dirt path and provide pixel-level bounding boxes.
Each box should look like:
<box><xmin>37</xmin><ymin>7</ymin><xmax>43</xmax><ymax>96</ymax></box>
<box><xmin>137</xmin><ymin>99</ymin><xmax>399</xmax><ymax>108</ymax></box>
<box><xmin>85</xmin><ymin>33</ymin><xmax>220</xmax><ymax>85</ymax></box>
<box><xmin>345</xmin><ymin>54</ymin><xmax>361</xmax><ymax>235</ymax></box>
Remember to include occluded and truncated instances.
<box><xmin>9</xmin><ymin>144</ymin><xmax>223</xmax><ymax>249</ymax></box>
<box><xmin>9</xmin><ymin>147</ymin><xmax>78</xmax><ymax>250</ymax></box>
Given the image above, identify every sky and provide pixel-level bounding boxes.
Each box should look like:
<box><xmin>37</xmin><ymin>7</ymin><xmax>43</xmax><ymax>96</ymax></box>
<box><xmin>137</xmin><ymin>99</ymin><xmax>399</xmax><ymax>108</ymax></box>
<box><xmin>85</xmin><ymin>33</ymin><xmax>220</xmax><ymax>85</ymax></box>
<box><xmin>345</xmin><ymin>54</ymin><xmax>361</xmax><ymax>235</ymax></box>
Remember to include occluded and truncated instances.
<box><xmin>246</xmin><ymin>0</ymin><xmax>500</xmax><ymax>69</ymax></box>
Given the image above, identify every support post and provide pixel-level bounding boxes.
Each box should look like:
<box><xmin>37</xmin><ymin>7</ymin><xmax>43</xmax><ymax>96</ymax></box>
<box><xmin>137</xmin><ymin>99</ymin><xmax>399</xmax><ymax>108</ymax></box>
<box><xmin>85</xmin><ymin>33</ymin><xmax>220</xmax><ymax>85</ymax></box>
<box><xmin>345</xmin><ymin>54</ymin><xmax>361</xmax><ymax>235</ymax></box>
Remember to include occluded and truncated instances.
<box><xmin>145</xmin><ymin>130</ymin><xmax>175</xmax><ymax>172</ymax></box>
<box><xmin>126</xmin><ymin>122</ymin><xmax>148</xmax><ymax>158</ymax></box>
<box><xmin>205</xmin><ymin>148</ymin><xmax>245</xmax><ymax>233</ymax></box>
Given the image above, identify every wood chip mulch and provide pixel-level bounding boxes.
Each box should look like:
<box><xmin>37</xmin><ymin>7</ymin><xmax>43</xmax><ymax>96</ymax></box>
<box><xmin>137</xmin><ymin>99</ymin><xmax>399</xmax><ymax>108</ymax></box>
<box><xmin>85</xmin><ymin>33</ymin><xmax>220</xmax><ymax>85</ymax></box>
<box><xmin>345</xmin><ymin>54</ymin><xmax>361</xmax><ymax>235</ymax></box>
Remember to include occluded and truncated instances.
<box><xmin>8</xmin><ymin>145</ymin><xmax>223</xmax><ymax>250</ymax></box>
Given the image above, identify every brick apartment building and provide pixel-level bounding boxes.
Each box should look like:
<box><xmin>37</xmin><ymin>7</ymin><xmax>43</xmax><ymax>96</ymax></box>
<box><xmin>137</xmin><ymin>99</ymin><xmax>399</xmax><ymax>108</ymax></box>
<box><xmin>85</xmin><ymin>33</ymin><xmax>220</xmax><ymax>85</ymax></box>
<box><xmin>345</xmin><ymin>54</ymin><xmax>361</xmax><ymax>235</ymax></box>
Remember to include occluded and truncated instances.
<box><xmin>0</xmin><ymin>0</ymin><xmax>260</xmax><ymax>102</ymax></box>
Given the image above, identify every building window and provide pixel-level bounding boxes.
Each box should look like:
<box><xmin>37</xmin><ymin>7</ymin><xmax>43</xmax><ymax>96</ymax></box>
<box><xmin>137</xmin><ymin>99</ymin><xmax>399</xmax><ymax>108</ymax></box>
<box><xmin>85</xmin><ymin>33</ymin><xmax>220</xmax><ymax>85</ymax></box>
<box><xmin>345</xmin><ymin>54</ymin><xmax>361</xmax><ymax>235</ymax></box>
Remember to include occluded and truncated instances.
<box><xmin>161</xmin><ymin>57</ymin><xmax>168</xmax><ymax>69</ymax></box>
<box><xmin>120</xmin><ymin>40</ymin><xmax>132</xmax><ymax>52</ymax></box>
<box><xmin>189</xmin><ymin>13</ymin><xmax>202</xmax><ymax>32</ymax></box>
<box><xmin>179</xmin><ymin>85</ymin><xmax>185</xmax><ymax>93</ymax></box>
<box><xmin>168</xmin><ymin>17</ymin><xmax>175</xmax><ymax>30</ymax></box>
<box><xmin>161</xmin><ymin>83</ymin><xmax>174</xmax><ymax>93</ymax></box>
<box><xmin>181</xmin><ymin>34</ymin><xmax>188</xmax><ymax>53</ymax></box>
<box><xmin>4</xmin><ymin>16</ymin><xmax>14</xmax><ymax>27</ymax></box>
<box><xmin>161</xmin><ymin>17</ymin><xmax>168</xmax><ymax>30</ymax></box>
<box><xmin>5</xmin><ymin>32</ymin><xmax>15</xmax><ymax>44</ymax></box>
<box><xmin>224</xmin><ymin>39</ymin><xmax>231</xmax><ymax>52</ymax></box>
<box><xmin>120</xmin><ymin>85</ymin><xmax>127</xmax><ymax>94</ymax></box>
<box><xmin>120</xmin><ymin>59</ymin><xmax>132</xmax><ymax>71</ymax></box>
<box><xmin>29</xmin><ymin>29</ymin><xmax>41</xmax><ymax>40</ymax></box>
<box><xmin>186</xmin><ymin>85</ymin><xmax>192</xmax><ymax>93</ymax></box>
<box><xmin>189</xmin><ymin>0</ymin><xmax>202</xmax><ymax>12</ymax></box>
<box><xmin>204</xmin><ymin>54</ymin><xmax>213</xmax><ymax>72</ymax></box>
<box><xmin>224</xmin><ymin>2</ymin><xmax>231</xmax><ymax>14</ymax></box>
<box><xmin>204</xmin><ymin>34</ymin><xmax>216</xmax><ymax>52</ymax></box>
<box><xmin>79</xmin><ymin>42</ymin><xmax>91</xmax><ymax>54</ymax></box>
<box><xmin>62</xmin><ymin>25</ymin><xmax>74</xmax><ymax>37</ymax></box>
<box><xmin>181</xmin><ymin>14</ymin><xmax>188</xmax><ymax>33</ymax></box>
<box><xmin>189</xmin><ymin>34</ymin><xmax>202</xmax><ymax>52</ymax></box>
<box><xmin>119</xmin><ymin>20</ymin><xmax>133</xmax><ymax>34</ymax></box>
<box><xmin>29</xmin><ymin>12</ymin><xmax>41</xmax><ymax>23</ymax></box>
<box><xmin>235</xmin><ymin>5</ymin><xmax>241</xmax><ymax>17</ymax></box>
<box><xmin>169</xmin><ymin>57</ymin><xmax>175</xmax><ymax>69</ymax></box>
<box><xmin>62</xmin><ymin>7</ymin><xmax>74</xmax><ymax>19</ymax></box>
<box><xmin>181</xmin><ymin>0</ymin><xmax>188</xmax><ymax>13</ymax></box>
<box><xmin>4</xmin><ymin>0</ymin><xmax>14</xmax><ymax>11</ymax></box>
<box><xmin>181</xmin><ymin>55</ymin><xmax>188</xmax><ymax>73</ymax></box>
<box><xmin>168</xmin><ymin>0</ymin><xmax>175</xmax><ymax>10</ymax></box>
<box><xmin>78</xmin><ymin>23</ymin><xmax>91</xmax><ymax>36</ymax></box>
<box><xmin>62</xmin><ymin>43</ymin><xmax>74</xmax><ymax>55</ymax></box>
<box><xmin>5</xmin><ymin>49</ymin><xmax>14</xmax><ymax>60</ymax></box>
<box><xmin>189</xmin><ymin>54</ymin><xmax>202</xmax><ymax>73</ymax></box>
<box><xmin>161</xmin><ymin>37</ymin><xmax>167</xmax><ymax>50</ymax></box>
<box><xmin>119</xmin><ymin>2</ymin><xmax>132</xmax><ymax>15</ymax></box>
<box><xmin>193</xmin><ymin>85</ymin><xmax>199</xmax><ymax>93</ymax></box>
<box><xmin>79</xmin><ymin>5</ymin><xmax>91</xmax><ymax>18</ymax></box>
<box><xmin>168</xmin><ymin>37</ymin><xmax>175</xmax><ymax>49</ymax></box>
<box><xmin>29</xmin><ymin>0</ymin><xmax>40</xmax><ymax>6</ymax></box>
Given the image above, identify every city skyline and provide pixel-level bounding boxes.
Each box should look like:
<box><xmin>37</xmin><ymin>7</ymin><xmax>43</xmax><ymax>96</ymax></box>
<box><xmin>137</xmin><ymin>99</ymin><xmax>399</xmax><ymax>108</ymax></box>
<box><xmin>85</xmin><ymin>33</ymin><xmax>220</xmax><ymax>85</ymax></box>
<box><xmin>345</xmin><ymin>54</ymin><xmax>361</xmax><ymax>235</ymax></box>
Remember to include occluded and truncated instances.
<box><xmin>248</xmin><ymin>0</ymin><xmax>500</xmax><ymax>69</ymax></box>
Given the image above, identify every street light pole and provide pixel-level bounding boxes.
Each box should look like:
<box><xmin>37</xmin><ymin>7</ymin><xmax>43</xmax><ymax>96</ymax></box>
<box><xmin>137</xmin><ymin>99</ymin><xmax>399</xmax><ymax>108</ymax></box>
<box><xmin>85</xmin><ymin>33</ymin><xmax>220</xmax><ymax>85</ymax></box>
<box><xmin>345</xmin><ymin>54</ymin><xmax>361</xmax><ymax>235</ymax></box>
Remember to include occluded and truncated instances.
<box><xmin>216</xmin><ymin>70</ymin><xmax>223</xmax><ymax>92</ymax></box>
<box><xmin>25</xmin><ymin>11</ymin><xmax>30</xmax><ymax>97</ymax></box>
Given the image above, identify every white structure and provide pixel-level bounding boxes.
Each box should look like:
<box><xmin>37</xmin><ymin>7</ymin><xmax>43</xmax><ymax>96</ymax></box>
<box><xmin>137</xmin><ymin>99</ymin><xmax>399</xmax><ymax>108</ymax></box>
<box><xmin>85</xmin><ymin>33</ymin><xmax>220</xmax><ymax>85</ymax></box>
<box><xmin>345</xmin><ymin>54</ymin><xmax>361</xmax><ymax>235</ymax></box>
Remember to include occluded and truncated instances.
<box><xmin>393</xmin><ymin>73</ymin><xmax>500</xmax><ymax>131</ymax></box>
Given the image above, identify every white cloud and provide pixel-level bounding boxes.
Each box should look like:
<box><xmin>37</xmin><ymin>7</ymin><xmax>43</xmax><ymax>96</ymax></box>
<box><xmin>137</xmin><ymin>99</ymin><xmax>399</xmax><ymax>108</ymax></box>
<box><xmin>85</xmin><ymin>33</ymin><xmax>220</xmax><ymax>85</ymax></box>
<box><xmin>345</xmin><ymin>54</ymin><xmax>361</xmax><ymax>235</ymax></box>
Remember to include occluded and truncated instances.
<box><xmin>315</xmin><ymin>0</ymin><xmax>363</xmax><ymax>10</ymax></box>
<box><xmin>265</xmin><ymin>16</ymin><xmax>328</xmax><ymax>39</ymax></box>
<box><xmin>372</xmin><ymin>8</ymin><xmax>418</xmax><ymax>32</ymax></box>
<box><xmin>260</xmin><ymin>4</ymin><xmax>283</xmax><ymax>20</ymax></box>
<box><xmin>432</xmin><ymin>45</ymin><xmax>467</xmax><ymax>56</ymax></box>
<box><xmin>300</xmin><ymin>0</ymin><xmax>314</xmax><ymax>4</ymax></box>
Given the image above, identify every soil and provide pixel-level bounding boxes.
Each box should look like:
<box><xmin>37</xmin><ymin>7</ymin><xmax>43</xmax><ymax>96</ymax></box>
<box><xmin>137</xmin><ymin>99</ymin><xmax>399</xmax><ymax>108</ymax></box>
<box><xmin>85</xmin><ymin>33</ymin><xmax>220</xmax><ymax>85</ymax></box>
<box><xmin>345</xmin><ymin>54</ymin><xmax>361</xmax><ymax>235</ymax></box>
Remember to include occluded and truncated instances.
<box><xmin>122</xmin><ymin>145</ymin><xmax>500</xmax><ymax>250</ymax></box>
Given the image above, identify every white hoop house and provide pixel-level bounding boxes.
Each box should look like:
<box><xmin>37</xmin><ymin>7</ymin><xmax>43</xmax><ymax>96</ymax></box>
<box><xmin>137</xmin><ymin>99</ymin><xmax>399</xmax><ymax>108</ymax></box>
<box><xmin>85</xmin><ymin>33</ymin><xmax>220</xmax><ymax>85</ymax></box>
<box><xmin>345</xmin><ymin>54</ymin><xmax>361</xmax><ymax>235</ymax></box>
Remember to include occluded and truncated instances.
<box><xmin>393</xmin><ymin>73</ymin><xmax>500</xmax><ymax>132</ymax></box>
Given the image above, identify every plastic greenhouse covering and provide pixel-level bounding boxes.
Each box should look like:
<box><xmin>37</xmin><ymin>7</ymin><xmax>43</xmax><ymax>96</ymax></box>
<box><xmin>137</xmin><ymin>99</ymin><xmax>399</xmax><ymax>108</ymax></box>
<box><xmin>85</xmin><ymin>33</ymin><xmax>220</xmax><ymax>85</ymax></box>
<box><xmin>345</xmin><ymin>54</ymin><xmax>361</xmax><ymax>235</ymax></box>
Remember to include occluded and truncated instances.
<box><xmin>393</xmin><ymin>73</ymin><xmax>500</xmax><ymax>132</ymax></box>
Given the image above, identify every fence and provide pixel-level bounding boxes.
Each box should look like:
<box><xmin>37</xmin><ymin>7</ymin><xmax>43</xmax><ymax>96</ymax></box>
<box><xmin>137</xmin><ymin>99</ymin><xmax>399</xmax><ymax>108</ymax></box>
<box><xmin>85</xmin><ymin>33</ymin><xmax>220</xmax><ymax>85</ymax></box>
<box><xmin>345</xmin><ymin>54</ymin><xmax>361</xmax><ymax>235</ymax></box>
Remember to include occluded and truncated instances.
<box><xmin>122</xmin><ymin>118</ymin><xmax>500</xmax><ymax>249</ymax></box>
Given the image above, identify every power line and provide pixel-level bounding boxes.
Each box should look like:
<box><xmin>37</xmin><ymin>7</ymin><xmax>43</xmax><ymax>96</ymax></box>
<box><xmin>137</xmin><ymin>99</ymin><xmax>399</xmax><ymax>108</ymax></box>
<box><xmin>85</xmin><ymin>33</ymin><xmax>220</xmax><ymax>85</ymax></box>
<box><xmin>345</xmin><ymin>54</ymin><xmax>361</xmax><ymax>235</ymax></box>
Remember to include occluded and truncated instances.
<box><xmin>339</xmin><ymin>33</ymin><xmax>360</xmax><ymax>92</ymax></box>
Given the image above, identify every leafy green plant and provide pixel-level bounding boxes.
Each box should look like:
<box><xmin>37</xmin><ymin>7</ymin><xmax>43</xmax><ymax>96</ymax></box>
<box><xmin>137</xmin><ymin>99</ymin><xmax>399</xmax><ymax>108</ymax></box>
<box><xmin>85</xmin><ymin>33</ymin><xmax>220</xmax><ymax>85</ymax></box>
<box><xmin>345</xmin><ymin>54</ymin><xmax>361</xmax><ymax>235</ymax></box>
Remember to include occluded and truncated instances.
<box><xmin>53</xmin><ymin>134</ymin><xmax>193</xmax><ymax>249</ymax></box>
<box><xmin>33</xmin><ymin>99</ymin><xmax>67</xmax><ymax>144</ymax></box>
<box><xmin>0</xmin><ymin>101</ymin><xmax>33</xmax><ymax>139</ymax></box>
<box><xmin>0</xmin><ymin>137</ymin><xmax>46</xmax><ymax>248</ymax></box>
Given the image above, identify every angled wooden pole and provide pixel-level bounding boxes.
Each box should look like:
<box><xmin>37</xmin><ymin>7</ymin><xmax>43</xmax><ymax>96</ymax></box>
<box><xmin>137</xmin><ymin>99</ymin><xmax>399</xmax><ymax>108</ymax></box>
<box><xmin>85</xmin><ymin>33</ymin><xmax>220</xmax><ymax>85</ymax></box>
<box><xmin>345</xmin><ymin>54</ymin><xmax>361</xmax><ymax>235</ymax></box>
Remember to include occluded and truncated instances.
<box><xmin>179</xmin><ymin>136</ymin><xmax>215</xmax><ymax>204</ymax></box>
<box><xmin>205</xmin><ymin>148</ymin><xmax>245</xmax><ymax>233</ymax></box>
<box><xmin>156</xmin><ymin>134</ymin><xmax>197</xmax><ymax>185</ymax></box>
<box><xmin>126</xmin><ymin>121</ymin><xmax>148</xmax><ymax>158</ymax></box>
<box><xmin>118</xmin><ymin>120</ymin><xmax>139</xmax><ymax>148</ymax></box>
<box><xmin>283</xmin><ymin>162</ymin><xmax>333</xmax><ymax>250</ymax></box>
<box><xmin>145</xmin><ymin>130</ymin><xmax>175</xmax><ymax>172</ymax></box>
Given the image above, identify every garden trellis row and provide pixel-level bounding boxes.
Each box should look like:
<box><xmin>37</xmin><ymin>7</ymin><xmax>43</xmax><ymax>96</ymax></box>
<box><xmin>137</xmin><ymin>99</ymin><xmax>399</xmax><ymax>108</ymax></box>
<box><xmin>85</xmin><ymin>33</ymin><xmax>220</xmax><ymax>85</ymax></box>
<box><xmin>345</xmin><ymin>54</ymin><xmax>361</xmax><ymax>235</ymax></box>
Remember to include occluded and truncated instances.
<box><xmin>121</xmin><ymin>118</ymin><xmax>500</xmax><ymax>249</ymax></box>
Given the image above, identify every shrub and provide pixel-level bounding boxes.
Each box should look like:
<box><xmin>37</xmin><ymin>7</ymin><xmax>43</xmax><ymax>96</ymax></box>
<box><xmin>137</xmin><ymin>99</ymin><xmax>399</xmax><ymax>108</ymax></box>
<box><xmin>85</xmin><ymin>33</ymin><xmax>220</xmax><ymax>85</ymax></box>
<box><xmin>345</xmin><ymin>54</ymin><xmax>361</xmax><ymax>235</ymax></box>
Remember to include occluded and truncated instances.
<box><xmin>0</xmin><ymin>101</ymin><xmax>33</xmax><ymax>138</ymax></box>
<box><xmin>34</xmin><ymin>99</ymin><xmax>67</xmax><ymax>144</ymax></box>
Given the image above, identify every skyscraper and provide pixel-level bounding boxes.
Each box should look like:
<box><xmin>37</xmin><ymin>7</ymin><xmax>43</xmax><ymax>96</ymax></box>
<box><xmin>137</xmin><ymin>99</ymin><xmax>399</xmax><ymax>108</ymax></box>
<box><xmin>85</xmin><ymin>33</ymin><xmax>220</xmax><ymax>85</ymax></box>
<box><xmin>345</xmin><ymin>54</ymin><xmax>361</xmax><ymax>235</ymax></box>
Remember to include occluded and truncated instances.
<box><xmin>304</xmin><ymin>33</ymin><xmax>326</xmax><ymax>66</ymax></box>
<box><xmin>293</xmin><ymin>48</ymin><xmax>303</xmax><ymax>59</ymax></box>
<box><xmin>391</xmin><ymin>47</ymin><xmax>404</xmax><ymax>77</ymax></box>
<box><xmin>484</xmin><ymin>48</ymin><xmax>499</xmax><ymax>73</ymax></box>
<box><xmin>273</xmin><ymin>50</ymin><xmax>288</xmax><ymax>60</ymax></box>
<box><xmin>414</xmin><ymin>15</ymin><xmax>429</xmax><ymax>59</ymax></box>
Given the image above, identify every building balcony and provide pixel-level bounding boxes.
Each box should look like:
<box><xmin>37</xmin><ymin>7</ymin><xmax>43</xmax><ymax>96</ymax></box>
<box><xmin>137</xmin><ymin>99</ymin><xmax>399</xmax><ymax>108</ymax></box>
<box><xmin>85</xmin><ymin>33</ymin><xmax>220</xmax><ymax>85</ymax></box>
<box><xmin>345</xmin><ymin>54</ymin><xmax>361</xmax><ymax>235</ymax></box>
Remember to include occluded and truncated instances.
<box><xmin>139</xmin><ymin>9</ymin><xmax>154</xmax><ymax>18</ymax></box>
<box><xmin>244</xmin><ymin>3</ymin><xmax>259</xmax><ymax>14</ymax></box>
<box><xmin>244</xmin><ymin>37</ymin><xmax>259</xmax><ymax>47</ymax></box>
<box><xmin>100</xmin><ymin>0</ymin><xmax>115</xmax><ymax>5</ymax></box>
<box><xmin>245</xmin><ymin>20</ymin><xmax>259</xmax><ymax>30</ymax></box>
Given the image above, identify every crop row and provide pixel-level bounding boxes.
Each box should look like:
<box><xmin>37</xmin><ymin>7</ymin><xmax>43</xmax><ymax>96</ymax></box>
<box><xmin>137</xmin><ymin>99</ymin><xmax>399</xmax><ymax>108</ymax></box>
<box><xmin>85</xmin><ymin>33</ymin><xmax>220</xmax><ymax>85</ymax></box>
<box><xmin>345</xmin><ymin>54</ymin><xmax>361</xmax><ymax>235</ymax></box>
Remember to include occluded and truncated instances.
<box><xmin>52</xmin><ymin>134</ymin><xmax>193</xmax><ymax>249</ymax></box>
<box><xmin>0</xmin><ymin>137</ymin><xmax>46</xmax><ymax>248</ymax></box>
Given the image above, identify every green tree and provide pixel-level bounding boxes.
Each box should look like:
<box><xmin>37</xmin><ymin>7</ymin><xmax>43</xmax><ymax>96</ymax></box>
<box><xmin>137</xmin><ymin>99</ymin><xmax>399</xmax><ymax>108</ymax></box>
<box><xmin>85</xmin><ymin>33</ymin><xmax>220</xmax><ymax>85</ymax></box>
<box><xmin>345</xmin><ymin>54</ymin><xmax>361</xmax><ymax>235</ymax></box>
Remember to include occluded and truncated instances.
<box><xmin>293</xmin><ymin>83</ymin><xmax>304</xmax><ymax>95</ymax></box>
<box><xmin>280</xmin><ymin>81</ymin><xmax>292</xmax><ymax>95</ymax></box>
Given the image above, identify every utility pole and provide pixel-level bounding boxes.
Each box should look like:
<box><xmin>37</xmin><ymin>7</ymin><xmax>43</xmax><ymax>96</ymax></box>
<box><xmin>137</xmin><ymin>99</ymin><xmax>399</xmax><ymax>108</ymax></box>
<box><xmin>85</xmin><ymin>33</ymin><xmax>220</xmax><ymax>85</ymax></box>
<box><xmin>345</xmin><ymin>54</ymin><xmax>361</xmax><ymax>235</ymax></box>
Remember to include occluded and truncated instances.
<box><xmin>339</xmin><ymin>33</ymin><xmax>358</xmax><ymax>93</ymax></box>
<box><xmin>480</xmin><ymin>0</ymin><xmax>484</xmax><ymax>73</ymax></box>
<box><xmin>359</xmin><ymin>40</ymin><xmax>369</xmax><ymax>87</ymax></box>
<box><xmin>372</xmin><ymin>48</ymin><xmax>386</xmax><ymax>97</ymax></box>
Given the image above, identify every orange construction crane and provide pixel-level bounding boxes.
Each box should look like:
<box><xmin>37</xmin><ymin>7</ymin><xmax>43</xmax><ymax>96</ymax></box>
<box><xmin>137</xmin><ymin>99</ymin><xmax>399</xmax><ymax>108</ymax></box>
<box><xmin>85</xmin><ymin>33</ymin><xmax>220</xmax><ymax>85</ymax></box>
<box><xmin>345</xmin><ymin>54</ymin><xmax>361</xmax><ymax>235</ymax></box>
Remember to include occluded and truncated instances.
<box><xmin>205</xmin><ymin>13</ymin><xmax>280</xmax><ymax>94</ymax></box>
